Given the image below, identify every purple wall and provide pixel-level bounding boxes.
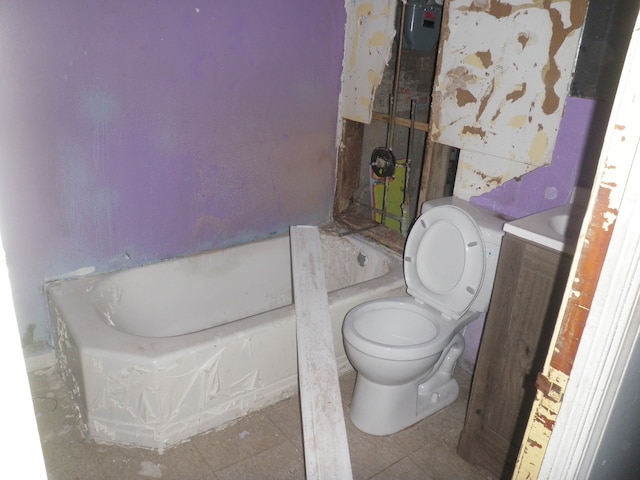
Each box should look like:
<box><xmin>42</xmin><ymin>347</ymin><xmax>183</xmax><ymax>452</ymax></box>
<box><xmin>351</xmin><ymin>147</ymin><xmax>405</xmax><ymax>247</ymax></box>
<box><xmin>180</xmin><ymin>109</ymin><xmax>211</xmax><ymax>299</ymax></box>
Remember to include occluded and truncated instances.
<box><xmin>0</xmin><ymin>1</ymin><xmax>346</xmax><ymax>347</ymax></box>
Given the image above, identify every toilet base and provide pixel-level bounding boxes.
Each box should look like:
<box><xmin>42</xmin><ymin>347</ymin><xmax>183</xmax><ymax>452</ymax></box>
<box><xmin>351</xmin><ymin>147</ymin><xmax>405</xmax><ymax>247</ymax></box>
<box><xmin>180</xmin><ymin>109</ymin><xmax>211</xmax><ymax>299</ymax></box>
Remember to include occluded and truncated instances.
<box><xmin>349</xmin><ymin>333</ymin><xmax>464</xmax><ymax>436</ymax></box>
<box><xmin>349</xmin><ymin>374</ymin><xmax>460</xmax><ymax>436</ymax></box>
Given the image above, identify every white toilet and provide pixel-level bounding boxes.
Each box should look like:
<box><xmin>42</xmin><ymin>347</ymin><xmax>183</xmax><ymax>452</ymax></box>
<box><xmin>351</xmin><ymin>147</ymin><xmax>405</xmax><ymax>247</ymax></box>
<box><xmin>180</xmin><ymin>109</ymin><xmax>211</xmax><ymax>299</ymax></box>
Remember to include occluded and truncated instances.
<box><xmin>343</xmin><ymin>197</ymin><xmax>505</xmax><ymax>435</ymax></box>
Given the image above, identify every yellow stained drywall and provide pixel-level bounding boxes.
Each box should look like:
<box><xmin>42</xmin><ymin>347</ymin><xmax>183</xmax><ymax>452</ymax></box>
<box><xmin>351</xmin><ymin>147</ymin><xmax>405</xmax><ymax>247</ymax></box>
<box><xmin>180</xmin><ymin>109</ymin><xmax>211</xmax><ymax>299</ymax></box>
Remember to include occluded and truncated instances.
<box><xmin>341</xmin><ymin>0</ymin><xmax>397</xmax><ymax>123</ymax></box>
<box><xmin>432</xmin><ymin>0</ymin><xmax>587</xmax><ymax>199</ymax></box>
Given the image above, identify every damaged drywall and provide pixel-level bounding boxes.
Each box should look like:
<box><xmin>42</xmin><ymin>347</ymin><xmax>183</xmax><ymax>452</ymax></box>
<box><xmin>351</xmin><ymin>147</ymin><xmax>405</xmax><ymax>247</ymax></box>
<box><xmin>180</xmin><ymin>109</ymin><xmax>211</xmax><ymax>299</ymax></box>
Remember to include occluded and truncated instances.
<box><xmin>432</xmin><ymin>0</ymin><xmax>588</xmax><ymax>197</ymax></box>
<box><xmin>454</xmin><ymin>149</ymin><xmax>535</xmax><ymax>201</ymax></box>
<box><xmin>466</xmin><ymin>96</ymin><xmax>596</xmax><ymax>218</ymax></box>
<box><xmin>341</xmin><ymin>0</ymin><xmax>397</xmax><ymax>123</ymax></box>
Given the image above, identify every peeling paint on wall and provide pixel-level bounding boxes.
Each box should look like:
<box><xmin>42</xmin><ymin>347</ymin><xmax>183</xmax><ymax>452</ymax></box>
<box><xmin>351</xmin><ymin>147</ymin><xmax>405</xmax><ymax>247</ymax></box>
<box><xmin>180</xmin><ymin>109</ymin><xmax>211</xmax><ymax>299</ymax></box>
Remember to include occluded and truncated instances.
<box><xmin>341</xmin><ymin>0</ymin><xmax>397</xmax><ymax>123</ymax></box>
<box><xmin>469</xmin><ymin>97</ymin><xmax>596</xmax><ymax>218</ymax></box>
<box><xmin>453</xmin><ymin>149</ymin><xmax>534</xmax><ymax>201</ymax></box>
<box><xmin>432</xmin><ymin>0</ymin><xmax>587</xmax><ymax>189</ymax></box>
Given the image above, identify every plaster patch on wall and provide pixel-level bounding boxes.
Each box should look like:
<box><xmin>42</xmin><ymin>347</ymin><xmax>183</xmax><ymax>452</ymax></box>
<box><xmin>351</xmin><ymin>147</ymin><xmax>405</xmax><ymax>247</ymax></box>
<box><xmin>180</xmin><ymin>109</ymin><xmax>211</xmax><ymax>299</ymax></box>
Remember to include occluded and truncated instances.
<box><xmin>529</xmin><ymin>129</ymin><xmax>550</xmax><ymax>166</ymax></box>
<box><xmin>469</xmin><ymin>96</ymin><xmax>595</xmax><ymax>218</ymax></box>
<box><xmin>464</xmin><ymin>50</ymin><xmax>493</xmax><ymax>69</ymax></box>
<box><xmin>453</xmin><ymin>149</ymin><xmax>534</xmax><ymax>200</ymax></box>
<box><xmin>432</xmin><ymin>0</ymin><xmax>587</xmax><ymax>170</ymax></box>
<box><xmin>508</xmin><ymin>114</ymin><xmax>528</xmax><ymax>128</ymax></box>
<box><xmin>340</xmin><ymin>0</ymin><xmax>397</xmax><ymax>123</ymax></box>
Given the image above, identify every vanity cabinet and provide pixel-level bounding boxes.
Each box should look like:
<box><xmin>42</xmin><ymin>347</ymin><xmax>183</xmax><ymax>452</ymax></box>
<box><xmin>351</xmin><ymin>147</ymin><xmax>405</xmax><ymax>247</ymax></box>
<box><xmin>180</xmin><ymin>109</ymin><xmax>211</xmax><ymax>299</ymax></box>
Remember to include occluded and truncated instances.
<box><xmin>457</xmin><ymin>233</ymin><xmax>573</xmax><ymax>478</ymax></box>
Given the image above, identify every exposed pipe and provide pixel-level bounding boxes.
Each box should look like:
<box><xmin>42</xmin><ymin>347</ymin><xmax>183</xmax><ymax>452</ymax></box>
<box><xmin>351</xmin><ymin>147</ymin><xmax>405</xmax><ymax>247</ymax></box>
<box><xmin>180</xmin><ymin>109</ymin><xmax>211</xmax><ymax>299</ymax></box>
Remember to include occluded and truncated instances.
<box><xmin>380</xmin><ymin>0</ymin><xmax>408</xmax><ymax>228</ymax></box>
<box><xmin>401</xmin><ymin>98</ymin><xmax>416</xmax><ymax>236</ymax></box>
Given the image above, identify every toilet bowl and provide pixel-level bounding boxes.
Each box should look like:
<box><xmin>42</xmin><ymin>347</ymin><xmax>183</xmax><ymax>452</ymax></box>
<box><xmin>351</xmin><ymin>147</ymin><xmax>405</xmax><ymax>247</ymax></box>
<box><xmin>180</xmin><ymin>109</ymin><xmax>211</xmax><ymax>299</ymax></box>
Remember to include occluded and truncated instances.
<box><xmin>343</xmin><ymin>197</ymin><xmax>505</xmax><ymax>435</ymax></box>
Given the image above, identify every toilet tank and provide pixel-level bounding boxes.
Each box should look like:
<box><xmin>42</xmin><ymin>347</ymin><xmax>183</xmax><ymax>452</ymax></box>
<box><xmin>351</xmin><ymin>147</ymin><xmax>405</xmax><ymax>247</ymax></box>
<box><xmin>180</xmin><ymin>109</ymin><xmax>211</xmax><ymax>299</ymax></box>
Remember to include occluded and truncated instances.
<box><xmin>420</xmin><ymin>197</ymin><xmax>506</xmax><ymax>312</ymax></box>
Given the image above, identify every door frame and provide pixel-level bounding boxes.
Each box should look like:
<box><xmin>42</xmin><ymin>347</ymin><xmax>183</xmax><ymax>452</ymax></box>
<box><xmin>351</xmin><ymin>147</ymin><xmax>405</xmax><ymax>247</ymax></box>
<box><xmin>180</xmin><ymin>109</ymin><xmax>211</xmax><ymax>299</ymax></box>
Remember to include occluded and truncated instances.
<box><xmin>514</xmin><ymin>8</ymin><xmax>640</xmax><ymax>478</ymax></box>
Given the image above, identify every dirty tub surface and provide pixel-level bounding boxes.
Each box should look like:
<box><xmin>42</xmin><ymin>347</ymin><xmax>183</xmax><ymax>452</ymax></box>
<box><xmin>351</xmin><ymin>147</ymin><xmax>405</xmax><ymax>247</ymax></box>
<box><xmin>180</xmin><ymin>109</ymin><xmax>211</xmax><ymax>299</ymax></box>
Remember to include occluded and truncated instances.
<box><xmin>48</xmin><ymin>229</ymin><xmax>404</xmax><ymax>450</ymax></box>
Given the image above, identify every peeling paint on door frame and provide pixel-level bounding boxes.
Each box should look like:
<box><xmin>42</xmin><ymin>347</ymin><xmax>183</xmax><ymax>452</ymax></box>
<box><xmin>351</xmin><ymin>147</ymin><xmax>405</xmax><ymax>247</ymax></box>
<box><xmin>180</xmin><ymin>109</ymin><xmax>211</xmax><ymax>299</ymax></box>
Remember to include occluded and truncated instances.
<box><xmin>513</xmin><ymin>9</ymin><xmax>640</xmax><ymax>477</ymax></box>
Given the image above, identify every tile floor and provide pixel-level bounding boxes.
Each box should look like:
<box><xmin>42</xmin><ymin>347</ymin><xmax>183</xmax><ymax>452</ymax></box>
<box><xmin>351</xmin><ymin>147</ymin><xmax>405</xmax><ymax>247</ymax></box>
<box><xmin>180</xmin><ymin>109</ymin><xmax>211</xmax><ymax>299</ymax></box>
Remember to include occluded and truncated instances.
<box><xmin>30</xmin><ymin>365</ymin><xmax>495</xmax><ymax>480</ymax></box>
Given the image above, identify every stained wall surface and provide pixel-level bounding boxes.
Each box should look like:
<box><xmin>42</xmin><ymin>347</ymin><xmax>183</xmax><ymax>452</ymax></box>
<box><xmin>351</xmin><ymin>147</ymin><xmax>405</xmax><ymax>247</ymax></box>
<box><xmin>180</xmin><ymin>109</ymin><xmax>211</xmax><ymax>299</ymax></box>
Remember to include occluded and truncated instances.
<box><xmin>468</xmin><ymin>97</ymin><xmax>596</xmax><ymax>218</ymax></box>
<box><xmin>0</xmin><ymin>1</ymin><xmax>346</xmax><ymax>345</ymax></box>
<box><xmin>433</xmin><ymin>0</ymin><xmax>588</xmax><ymax>199</ymax></box>
<box><xmin>341</xmin><ymin>0</ymin><xmax>397</xmax><ymax>123</ymax></box>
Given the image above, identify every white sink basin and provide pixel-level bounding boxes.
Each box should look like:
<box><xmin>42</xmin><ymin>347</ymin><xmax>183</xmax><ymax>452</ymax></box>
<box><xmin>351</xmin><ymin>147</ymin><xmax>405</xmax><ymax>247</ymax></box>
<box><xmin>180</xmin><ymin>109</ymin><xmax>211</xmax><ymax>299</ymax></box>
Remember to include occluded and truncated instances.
<box><xmin>549</xmin><ymin>213</ymin><xmax>569</xmax><ymax>236</ymax></box>
<box><xmin>503</xmin><ymin>200</ymin><xmax>587</xmax><ymax>254</ymax></box>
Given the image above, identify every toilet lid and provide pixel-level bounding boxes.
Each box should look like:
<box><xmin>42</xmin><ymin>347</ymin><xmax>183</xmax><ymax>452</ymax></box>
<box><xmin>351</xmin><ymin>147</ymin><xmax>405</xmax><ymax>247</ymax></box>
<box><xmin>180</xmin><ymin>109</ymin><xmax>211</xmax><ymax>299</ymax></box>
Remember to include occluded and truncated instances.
<box><xmin>404</xmin><ymin>205</ymin><xmax>485</xmax><ymax>319</ymax></box>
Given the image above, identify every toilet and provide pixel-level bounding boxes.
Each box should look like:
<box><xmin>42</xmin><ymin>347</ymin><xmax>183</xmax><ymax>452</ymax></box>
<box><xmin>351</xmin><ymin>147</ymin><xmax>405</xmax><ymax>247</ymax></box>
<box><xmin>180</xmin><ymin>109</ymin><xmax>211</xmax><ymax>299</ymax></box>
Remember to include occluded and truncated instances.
<box><xmin>342</xmin><ymin>197</ymin><xmax>505</xmax><ymax>435</ymax></box>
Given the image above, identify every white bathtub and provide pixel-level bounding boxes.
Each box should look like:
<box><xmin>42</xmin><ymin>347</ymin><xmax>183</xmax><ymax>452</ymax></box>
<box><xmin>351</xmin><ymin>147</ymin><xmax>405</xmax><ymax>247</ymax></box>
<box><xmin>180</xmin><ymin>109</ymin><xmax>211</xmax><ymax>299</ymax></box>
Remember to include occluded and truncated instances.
<box><xmin>47</xmin><ymin>229</ymin><xmax>404</xmax><ymax>450</ymax></box>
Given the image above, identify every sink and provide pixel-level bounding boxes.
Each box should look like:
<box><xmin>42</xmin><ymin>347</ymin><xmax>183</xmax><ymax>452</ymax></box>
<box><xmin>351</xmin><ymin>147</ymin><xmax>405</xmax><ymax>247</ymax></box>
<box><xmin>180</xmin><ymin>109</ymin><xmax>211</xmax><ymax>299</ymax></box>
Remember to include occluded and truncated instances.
<box><xmin>502</xmin><ymin>192</ymin><xmax>588</xmax><ymax>253</ymax></box>
<box><xmin>549</xmin><ymin>213</ymin><xmax>569</xmax><ymax>236</ymax></box>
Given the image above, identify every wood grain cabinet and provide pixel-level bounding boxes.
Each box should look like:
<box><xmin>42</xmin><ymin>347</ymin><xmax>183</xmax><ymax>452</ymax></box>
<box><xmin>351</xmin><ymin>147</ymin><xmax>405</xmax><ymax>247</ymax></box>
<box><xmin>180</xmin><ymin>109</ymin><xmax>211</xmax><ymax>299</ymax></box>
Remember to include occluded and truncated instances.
<box><xmin>457</xmin><ymin>234</ymin><xmax>574</xmax><ymax>478</ymax></box>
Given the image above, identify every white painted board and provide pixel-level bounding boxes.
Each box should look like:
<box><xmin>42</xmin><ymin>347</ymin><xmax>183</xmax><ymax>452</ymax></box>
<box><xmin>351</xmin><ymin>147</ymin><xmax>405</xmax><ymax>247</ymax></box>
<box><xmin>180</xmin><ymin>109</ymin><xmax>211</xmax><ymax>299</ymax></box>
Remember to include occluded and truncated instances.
<box><xmin>290</xmin><ymin>226</ymin><xmax>353</xmax><ymax>480</ymax></box>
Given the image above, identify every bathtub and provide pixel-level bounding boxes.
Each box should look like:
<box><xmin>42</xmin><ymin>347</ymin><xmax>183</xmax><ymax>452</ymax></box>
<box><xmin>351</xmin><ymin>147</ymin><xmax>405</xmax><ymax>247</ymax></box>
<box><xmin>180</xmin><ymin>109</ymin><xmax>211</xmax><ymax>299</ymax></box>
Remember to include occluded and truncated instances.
<box><xmin>47</xmin><ymin>228</ymin><xmax>404</xmax><ymax>450</ymax></box>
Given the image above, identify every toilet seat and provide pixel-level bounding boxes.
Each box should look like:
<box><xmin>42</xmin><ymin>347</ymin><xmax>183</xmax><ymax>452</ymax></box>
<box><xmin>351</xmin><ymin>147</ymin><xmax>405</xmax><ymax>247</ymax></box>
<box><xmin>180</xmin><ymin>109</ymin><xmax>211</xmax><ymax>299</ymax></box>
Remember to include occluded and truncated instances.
<box><xmin>404</xmin><ymin>205</ymin><xmax>485</xmax><ymax>319</ymax></box>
